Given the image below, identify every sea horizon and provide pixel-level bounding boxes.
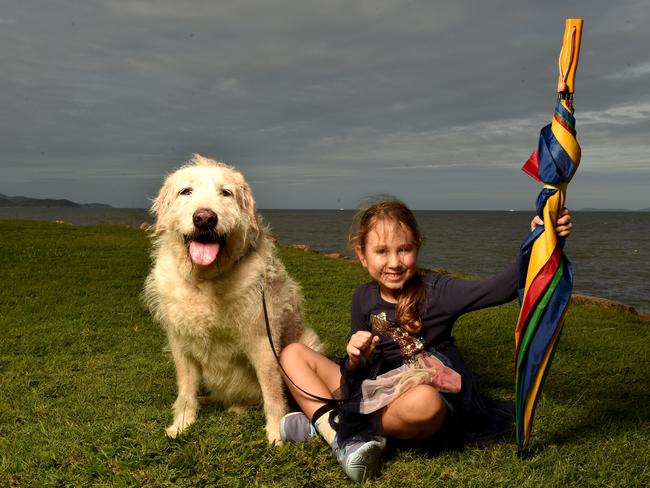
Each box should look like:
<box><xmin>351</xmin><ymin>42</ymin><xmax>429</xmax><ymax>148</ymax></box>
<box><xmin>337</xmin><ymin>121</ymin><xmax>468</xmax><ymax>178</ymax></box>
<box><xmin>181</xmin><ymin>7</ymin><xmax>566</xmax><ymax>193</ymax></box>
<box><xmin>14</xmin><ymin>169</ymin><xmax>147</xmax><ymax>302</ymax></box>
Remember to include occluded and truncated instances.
<box><xmin>1</xmin><ymin>207</ymin><xmax>648</xmax><ymax>314</ymax></box>
<box><xmin>1</xmin><ymin>192</ymin><xmax>649</xmax><ymax>213</ymax></box>
<box><xmin>2</xmin><ymin>205</ymin><xmax>650</xmax><ymax>212</ymax></box>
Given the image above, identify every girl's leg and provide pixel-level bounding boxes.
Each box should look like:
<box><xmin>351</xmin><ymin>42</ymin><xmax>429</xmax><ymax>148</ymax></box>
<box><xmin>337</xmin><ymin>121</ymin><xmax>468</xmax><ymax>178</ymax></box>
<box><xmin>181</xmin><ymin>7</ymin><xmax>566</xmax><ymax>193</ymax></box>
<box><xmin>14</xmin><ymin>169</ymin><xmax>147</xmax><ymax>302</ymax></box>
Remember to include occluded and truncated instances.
<box><xmin>279</xmin><ymin>343</ymin><xmax>343</xmax><ymax>446</ymax></box>
<box><xmin>381</xmin><ymin>384</ymin><xmax>447</xmax><ymax>441</ymax></box>
<box><xmin>279</xmin><ymin>342</ymin><xmax>342</xmax><ymax>419</ymax></box>
<box><xmin>280</xmin><ymin>343</ymin><xmax>385</xmax><ymax>483</ymax></box>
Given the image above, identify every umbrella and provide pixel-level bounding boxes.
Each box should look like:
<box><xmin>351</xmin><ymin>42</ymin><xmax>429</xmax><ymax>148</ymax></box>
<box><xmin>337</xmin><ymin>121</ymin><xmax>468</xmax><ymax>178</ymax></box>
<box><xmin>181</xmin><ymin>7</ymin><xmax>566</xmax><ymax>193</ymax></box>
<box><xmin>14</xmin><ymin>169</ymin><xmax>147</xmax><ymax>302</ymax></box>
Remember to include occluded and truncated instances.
<box><xmin>514</xmin><ymin>18</ymin><xmax>583</xmax><ymax>450</ymax></box>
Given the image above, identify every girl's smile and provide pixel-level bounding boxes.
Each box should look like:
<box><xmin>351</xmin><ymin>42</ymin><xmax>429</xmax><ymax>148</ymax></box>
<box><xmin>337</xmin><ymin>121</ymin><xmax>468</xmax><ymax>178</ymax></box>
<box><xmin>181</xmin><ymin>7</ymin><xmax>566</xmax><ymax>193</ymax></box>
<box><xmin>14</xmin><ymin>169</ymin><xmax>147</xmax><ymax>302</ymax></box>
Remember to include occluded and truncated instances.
<box><xmin>355</xmin><ymin>219</ymin><xmax>418</xmax><ymax>303</ymax></box>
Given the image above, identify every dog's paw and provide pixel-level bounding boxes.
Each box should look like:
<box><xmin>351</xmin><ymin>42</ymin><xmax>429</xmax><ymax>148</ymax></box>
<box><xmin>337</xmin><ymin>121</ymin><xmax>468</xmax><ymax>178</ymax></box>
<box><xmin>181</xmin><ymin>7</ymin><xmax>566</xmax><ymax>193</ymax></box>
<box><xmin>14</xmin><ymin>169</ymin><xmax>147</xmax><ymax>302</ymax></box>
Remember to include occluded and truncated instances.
<box><xmin>267</xmin><ymin>433</ymin><xmax>283</xmax><ymax>446</ymax></box>
<box><xmin>265</xmin><ymin>419</ymin><xmax>283</xmax><ymax>445</ymax></box>
<box><xmin>165</xmin><ymin>424</ymin><xmax>183</xmax><ymax>438</ymax></box>
<box><xmin>165</xmin><ymin>415</ymin><xmax>196</xmax><ymax>438</ymax></box>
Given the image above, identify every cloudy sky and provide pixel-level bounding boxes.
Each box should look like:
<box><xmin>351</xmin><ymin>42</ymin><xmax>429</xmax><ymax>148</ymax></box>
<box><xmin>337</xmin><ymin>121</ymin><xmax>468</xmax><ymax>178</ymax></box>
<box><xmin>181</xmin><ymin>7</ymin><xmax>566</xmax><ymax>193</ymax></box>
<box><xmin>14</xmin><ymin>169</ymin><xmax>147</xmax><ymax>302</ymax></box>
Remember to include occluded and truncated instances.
<box><xmin>1</xmin><ymin>0</ymin><xmax>648</xmax><ymax>210</ymax></box>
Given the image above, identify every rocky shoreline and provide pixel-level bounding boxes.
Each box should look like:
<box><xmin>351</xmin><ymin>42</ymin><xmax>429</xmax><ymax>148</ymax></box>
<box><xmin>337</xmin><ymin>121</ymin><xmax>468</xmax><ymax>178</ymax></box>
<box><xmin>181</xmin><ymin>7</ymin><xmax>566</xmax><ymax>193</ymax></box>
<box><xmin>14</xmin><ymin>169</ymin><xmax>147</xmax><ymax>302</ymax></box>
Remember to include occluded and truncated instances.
<box><xmin>47</xmin><ymin>223</ymin><xmax>650</xmax><ymax>321</ymax></box>
<box><xmin>286</xmin><ymin>243</ymin><xmax>650</xmax><ymax>321</ymax></box>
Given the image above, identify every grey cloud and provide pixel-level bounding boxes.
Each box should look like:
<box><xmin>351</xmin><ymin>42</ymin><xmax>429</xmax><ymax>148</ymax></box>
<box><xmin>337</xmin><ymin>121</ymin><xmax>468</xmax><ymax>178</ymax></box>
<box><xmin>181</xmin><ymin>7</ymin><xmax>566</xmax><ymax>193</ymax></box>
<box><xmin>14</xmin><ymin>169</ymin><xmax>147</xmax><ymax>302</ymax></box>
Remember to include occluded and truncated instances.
<box><xmin>1</xmin><ymin>0</ymin><xmax>648</xmax><ymax>209</ymax></box>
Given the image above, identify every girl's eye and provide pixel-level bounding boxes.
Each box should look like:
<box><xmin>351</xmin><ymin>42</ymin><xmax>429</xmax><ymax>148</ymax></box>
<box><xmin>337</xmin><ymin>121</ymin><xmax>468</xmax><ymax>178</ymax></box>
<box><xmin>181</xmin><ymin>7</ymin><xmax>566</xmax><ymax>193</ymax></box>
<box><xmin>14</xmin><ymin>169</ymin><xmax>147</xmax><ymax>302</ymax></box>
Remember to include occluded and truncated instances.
<box><xmin>179</xmin><ymin>187</ymin><xmax>193</xmax><ymax>196</ymax></box>
<box><xmin>221</xmin><ymin>188</ymin><xmax>233</xmax><ymax>197</ymax></box>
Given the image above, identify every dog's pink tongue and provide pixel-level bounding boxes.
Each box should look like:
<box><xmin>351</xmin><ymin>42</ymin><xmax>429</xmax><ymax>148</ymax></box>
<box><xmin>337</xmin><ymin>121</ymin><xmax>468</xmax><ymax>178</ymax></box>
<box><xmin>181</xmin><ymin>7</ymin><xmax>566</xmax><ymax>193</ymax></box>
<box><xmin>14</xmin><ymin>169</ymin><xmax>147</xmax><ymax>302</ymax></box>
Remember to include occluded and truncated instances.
<box><xmin>189</xmin><ymin>241</ymin><xmax>220</xmax><ymax>266</ymax></box>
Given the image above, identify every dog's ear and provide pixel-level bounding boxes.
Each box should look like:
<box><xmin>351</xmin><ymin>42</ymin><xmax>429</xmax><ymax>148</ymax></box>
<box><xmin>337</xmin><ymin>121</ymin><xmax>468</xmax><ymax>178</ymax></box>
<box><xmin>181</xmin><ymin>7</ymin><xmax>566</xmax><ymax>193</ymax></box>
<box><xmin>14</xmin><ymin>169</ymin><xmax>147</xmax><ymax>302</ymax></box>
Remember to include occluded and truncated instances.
<box><xmin>239</xmin><ymin>181</ymin><xmax>260</xmax><ymax>241</ymax></box>
<box><xmin>151</xmin><ymin>177</ymin><xmax>174</xmax><ymax>235</ymax></box>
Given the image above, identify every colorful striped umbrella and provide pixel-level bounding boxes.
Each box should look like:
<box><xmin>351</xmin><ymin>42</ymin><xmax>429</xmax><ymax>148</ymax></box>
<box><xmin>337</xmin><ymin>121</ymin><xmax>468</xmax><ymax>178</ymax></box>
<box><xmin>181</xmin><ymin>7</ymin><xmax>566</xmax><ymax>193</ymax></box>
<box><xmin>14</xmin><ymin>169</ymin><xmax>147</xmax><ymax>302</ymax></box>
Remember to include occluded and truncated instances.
<box><xmin>515</xmin><ymin>18</ymin><xmax>583</xmax><ymax>450</ymax></box>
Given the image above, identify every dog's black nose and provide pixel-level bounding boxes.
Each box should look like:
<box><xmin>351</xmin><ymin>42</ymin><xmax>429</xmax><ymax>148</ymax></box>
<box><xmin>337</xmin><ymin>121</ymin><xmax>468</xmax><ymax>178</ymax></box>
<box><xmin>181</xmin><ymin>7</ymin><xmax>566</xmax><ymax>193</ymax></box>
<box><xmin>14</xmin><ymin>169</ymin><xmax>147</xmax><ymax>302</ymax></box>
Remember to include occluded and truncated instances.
<box><xmin>192</xmin><ymin>208</ymin><xmax>218</xmax><ymax>229</ymax></box>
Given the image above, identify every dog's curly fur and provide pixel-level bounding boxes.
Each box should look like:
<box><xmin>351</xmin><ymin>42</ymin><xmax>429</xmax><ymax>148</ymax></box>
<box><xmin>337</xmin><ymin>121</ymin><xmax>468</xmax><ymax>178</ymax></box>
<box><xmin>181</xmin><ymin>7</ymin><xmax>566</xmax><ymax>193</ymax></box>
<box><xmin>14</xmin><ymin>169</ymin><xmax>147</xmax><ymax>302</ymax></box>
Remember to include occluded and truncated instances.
<box><xmin>143</xmin><ymin>154</ymin><xmax>321</xmax><ymax>442</ymax></box>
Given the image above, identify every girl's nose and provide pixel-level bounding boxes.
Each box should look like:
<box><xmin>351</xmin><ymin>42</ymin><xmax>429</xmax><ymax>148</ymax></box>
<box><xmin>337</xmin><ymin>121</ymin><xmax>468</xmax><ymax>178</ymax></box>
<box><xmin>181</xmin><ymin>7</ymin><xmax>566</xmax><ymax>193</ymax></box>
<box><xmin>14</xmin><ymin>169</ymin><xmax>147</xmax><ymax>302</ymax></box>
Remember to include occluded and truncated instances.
<box><xmin>387</xmin><ymin>252</ymin><xmax>401</xmax><ymax>268</ymax></box>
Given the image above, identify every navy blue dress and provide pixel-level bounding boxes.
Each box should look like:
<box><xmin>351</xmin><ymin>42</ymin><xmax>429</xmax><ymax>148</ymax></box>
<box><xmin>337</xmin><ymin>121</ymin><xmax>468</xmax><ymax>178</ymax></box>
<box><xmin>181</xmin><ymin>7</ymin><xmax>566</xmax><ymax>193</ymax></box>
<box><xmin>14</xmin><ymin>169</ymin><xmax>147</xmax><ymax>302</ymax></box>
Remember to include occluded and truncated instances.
<box><xmin>336</xmin><ymin>262</ymin><xmax>518</xmax><ymax>448</ymax></box>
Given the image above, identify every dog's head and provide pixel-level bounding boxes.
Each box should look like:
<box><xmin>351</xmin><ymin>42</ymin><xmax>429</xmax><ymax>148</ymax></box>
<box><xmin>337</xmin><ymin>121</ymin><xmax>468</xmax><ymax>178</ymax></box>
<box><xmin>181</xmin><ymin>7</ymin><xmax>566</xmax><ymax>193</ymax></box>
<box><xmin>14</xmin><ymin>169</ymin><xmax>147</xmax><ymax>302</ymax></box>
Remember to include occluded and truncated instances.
<box><xmin>151</xmin><ymin>154</ymin><xmax>260</xmax><ymax>274</ymax></box>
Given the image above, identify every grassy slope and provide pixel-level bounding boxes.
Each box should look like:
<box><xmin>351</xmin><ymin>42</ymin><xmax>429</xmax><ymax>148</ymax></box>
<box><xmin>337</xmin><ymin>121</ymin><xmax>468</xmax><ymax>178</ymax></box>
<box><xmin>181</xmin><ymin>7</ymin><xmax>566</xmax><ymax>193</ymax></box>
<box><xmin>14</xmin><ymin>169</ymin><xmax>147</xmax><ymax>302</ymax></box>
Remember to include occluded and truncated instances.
<box><xmin>0</xmin><ymin>220</ymin><xmax>648</xmax><ymax>487</ymax></box>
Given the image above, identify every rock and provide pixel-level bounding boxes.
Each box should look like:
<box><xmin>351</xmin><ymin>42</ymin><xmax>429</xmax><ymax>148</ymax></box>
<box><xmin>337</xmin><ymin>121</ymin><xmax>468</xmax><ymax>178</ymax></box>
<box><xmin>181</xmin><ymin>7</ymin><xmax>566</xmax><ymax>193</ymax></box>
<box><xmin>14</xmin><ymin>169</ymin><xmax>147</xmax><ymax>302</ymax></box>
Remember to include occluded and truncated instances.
<box><xmin>288</xmin><ymin>244</ymin><xmax>311</xmax><ymax>252</ymax></box>
<box><xmin>420</xmin><ymin>267</ymin><xmax>450</xmax><ymax>275</ymax></box>
<box><xmin>324</xmin><ymin>252</ymin><xmax>349</xmax><ymax>260</ymax></box>
<box><xmin>571</xmin><ymin>293</ymin><xmax>641</xmax><ymax>316</ymax></box>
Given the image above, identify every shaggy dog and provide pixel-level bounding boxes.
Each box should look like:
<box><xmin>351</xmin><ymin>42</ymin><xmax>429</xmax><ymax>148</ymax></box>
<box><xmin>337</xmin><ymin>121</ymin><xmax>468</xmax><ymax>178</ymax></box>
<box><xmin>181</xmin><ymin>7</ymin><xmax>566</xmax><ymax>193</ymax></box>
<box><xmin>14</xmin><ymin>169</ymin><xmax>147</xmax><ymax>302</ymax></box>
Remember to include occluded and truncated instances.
<box><xmin>143</xmin><ymin>154</ymin><xmax>321</xmax><ymax>443</ymax></box>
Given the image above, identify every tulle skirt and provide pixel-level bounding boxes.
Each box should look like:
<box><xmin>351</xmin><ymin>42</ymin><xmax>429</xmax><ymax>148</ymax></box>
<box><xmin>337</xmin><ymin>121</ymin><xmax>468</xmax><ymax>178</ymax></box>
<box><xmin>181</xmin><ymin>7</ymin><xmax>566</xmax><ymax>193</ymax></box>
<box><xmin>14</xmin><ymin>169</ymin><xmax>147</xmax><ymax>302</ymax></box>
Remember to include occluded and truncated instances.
<box><xmin>335</xmin><ymin>338</ymin><xmax>515</xmax><ymax>448</ymax></box>
<box><xmin>358</xmin><ymin>353</ymin><xmax>462</xmax><ymax>414</ymax></box>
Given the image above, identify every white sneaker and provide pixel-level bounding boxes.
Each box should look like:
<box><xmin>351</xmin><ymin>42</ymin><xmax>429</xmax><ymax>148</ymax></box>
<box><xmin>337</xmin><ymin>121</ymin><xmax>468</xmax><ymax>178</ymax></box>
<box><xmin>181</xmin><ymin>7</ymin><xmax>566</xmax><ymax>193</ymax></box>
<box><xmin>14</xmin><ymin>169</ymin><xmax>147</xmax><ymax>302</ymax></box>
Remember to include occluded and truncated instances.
<box><xmin>337</xmin><ymin>436</ymin><xmax>386</xmax><ymax>482</ymax></box>
<box><xmin>279</xmin><ymin>412</ymin><xmax>316</xmax><ymax>442</ymax></box>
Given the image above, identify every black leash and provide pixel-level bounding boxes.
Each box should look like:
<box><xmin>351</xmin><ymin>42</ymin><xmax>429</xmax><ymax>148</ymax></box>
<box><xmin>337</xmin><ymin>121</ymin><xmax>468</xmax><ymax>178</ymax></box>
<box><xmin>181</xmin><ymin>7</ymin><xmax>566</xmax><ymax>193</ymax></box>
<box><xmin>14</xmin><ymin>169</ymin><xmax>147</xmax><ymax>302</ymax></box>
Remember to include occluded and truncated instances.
<box><xmin>261</xmin><ymin>288</ymin><xmax>340</xmax><ymax>405</ymax></box>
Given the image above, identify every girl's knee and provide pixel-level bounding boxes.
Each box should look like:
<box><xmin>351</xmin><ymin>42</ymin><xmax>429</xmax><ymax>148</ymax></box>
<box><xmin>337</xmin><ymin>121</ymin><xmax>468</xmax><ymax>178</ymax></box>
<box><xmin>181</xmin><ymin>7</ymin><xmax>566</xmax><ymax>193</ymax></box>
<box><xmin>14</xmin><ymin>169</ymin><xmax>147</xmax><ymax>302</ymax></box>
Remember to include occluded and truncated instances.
<box><xmin>402</xmin><ymin>385</ymin><xmax>446</xmax><ymax>423</ymax></box>
<box><xmin>279</xmin><ymin>342</ymin><xmax>322</xmax><ymax>370</ymax></box>
<box><xmin>381</xmin><ymin>385</ymin><xmax>447</xmax><ymax>439</ymax></box>
<box><xmin>279</xmin><ymin>342</ymin><xmax>307</xmax><ymax>367</ymax></box>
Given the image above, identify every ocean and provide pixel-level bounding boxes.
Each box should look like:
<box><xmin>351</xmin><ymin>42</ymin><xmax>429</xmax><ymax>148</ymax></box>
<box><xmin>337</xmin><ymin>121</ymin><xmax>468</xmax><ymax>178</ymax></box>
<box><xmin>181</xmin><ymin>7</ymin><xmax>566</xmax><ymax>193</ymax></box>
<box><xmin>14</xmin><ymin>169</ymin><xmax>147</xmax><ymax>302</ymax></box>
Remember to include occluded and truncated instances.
<box><xmin>1</xmin><ymin>207</ymin><xmax>648</xmax><ymax>314</ymax></box>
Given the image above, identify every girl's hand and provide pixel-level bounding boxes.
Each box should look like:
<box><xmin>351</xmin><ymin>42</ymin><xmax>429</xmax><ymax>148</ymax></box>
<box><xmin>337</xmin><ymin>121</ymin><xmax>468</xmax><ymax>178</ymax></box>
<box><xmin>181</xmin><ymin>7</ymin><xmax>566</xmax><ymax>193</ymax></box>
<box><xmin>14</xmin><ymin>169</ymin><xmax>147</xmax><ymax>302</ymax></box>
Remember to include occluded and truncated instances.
<box><xmin>346</xmin><ymin>331</ymin><xmax>380</xmax><ymax>370</ymax></box>
<box><xmin>530</xmin><ymin>207</ymin><xmax>573</xmax><ymax>237</ymax></box>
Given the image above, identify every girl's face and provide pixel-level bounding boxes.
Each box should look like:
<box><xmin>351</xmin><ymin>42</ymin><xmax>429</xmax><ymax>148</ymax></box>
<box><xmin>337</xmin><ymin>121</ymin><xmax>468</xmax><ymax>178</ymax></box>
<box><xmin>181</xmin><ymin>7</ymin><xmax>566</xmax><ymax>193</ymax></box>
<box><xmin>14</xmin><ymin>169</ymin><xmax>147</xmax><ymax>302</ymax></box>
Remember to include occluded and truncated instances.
<box><xmin>355</xmin><ymin>219</ymin><xmax>418</xmax><ymax>303</ymax></box>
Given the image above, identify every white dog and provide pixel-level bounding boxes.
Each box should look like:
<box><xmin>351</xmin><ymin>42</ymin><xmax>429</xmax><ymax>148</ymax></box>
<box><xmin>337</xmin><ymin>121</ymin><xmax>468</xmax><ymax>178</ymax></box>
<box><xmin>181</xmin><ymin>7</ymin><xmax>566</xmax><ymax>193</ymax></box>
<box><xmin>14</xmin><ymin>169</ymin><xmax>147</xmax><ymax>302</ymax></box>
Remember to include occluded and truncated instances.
<box><xmin>143</xmin><ymin>154</ymin><xmax>321</xmax><ymax>443</ymax></box>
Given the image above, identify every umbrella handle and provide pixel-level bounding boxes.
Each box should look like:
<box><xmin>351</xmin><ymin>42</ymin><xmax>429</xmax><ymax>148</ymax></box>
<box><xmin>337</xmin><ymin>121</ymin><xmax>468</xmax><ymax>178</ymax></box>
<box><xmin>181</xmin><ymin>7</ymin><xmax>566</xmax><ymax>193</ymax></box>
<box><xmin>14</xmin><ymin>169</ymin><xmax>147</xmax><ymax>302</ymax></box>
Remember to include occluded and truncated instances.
<box><xmin>557</xmin><ymin>19</ymin><xmax>583</xmax><ymax>95</ymax></box>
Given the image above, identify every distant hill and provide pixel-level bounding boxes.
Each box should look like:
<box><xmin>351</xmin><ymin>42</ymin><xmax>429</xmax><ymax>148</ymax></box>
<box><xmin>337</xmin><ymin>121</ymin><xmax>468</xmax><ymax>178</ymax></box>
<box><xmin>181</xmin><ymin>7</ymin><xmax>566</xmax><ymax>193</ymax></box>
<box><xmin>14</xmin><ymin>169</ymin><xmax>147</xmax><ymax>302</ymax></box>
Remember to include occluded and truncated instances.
<box><xmin>580</xmin><ymin>207</ymin><xmax>631</xmax><ymax>212</ymax></box>
<box><xmin>0</xmin><ymin>194</ymin><xmax>111</xmax><ymax>208</ymax></box>
<box><xmin>579</xmin><ymin>208</ymin><xmax>650</xmax><ymax>212</ymax></box>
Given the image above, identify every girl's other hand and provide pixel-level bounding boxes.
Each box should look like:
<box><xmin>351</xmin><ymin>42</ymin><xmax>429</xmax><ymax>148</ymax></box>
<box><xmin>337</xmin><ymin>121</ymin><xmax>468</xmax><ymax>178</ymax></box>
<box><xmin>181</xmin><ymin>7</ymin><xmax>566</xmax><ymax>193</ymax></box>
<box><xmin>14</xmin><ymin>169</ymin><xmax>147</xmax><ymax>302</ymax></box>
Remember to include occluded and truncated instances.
<box><xmin>530</xmin><ymin>207</ymin><xmax>573</xmax><ymax>237</ymax></box>
<box><xmin>346</xmin><ymin>331</ymin><xmax>380</xmax><ymax>370</ymax></box>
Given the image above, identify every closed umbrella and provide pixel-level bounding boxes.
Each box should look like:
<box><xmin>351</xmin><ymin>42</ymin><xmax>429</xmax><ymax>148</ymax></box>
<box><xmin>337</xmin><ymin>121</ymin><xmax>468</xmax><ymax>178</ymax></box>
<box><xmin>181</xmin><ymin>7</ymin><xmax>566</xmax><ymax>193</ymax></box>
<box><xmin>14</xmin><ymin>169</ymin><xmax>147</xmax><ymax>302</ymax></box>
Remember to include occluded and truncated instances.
<box><xmin>515</xmin><ymin>18</ymin><xmax>583</xmax><ymax>451</ymax></box>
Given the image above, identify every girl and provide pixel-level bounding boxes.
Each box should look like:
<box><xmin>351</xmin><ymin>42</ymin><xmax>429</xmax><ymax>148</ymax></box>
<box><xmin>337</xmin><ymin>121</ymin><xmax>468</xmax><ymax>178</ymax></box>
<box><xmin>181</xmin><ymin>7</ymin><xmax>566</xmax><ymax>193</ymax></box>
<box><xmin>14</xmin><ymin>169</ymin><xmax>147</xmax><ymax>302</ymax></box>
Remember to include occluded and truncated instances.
<box><xmin>279</xmin><ymin>198</ymin><xmax>572</xmax><ymax>482</ymax></box>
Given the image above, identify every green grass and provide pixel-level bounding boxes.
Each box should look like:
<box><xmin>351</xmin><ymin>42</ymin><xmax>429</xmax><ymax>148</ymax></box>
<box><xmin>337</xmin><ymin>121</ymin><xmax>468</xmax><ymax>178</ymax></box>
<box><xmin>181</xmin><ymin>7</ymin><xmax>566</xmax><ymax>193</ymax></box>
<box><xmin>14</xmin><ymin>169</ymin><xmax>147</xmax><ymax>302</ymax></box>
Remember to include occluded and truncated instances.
<box><xmin>0</xmin><ymin>220</ymin><xmax>648</xmax><ymax>487</ymax></box>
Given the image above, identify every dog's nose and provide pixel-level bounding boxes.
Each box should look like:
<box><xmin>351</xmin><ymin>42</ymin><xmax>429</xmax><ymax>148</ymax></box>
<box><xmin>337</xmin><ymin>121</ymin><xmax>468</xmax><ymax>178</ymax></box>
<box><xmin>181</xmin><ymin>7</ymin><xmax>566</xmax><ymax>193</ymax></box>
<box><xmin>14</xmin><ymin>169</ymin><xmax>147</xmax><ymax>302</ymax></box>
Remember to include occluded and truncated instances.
<box><xmin>192</xmin><ymin>208</ymin><xmax>218</xmax><ymax>229</ymax></box>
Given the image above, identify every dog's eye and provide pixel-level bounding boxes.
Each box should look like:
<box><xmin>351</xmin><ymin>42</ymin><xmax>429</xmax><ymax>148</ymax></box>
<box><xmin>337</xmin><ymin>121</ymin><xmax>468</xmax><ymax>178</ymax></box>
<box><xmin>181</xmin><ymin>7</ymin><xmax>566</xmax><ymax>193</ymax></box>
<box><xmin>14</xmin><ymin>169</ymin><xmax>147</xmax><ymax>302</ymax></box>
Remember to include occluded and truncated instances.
<box><xmin>221</xmin><ymin>188</ymin><xmax>233</xmax><ymax>197</ymax></box>
<box><xmin>179</xmin><ymin>187</ymin><xmax>193</xmax><ymax>196</ymax></box>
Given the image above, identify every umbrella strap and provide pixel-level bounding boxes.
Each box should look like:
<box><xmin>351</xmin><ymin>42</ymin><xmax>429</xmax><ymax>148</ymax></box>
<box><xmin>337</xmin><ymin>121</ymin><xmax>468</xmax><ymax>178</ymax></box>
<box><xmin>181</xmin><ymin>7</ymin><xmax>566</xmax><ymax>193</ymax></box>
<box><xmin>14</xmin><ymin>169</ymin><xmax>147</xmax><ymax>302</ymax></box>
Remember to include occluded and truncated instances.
<box><xmin>557</xmin><ymin>24</ymin><xmax>576</xmax><ymax>93</ymax></box>
<box><xmin>543</xmin><ymin>183</ymin><xmax>567</xmax><ymax>192</ymax></box>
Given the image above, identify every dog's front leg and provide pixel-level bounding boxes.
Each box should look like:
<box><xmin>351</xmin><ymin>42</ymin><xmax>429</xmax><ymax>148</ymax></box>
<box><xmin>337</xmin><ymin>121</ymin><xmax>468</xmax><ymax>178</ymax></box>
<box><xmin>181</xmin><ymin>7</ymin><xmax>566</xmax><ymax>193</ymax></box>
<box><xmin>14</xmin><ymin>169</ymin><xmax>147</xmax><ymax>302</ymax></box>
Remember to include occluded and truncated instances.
<box><xmin>248</xmin><ymin>337</ymin><xmax>288</xmax><ymax>444</ymax></box>
<box><xmin>166</xmin><ymin>334</ymin><xmax>202</xmax><ymax>438</ymax></box>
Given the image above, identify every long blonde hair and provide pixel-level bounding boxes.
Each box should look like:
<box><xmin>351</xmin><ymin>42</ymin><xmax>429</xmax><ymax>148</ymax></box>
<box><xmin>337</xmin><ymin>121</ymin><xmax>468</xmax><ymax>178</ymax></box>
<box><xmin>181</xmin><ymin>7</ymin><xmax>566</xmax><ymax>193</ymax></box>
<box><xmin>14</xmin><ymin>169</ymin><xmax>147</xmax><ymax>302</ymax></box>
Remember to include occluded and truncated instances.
<box><xmin>349</xmin><ymin>197</ymin><xmax>425</xmax><ymax>335</ymax></box>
